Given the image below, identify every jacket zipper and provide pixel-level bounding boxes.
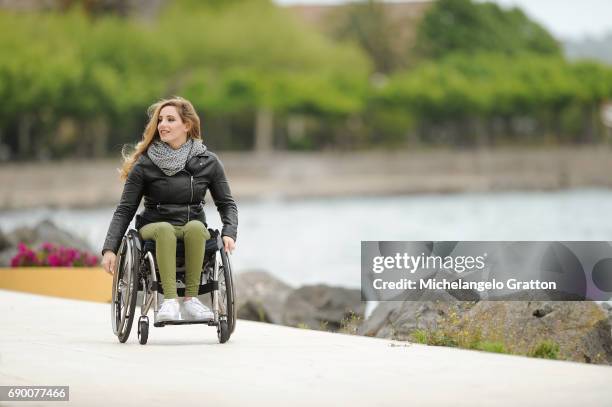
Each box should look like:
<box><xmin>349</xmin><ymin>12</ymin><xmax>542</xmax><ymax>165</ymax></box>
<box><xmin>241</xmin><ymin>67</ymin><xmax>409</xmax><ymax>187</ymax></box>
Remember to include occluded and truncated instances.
<box><xmin>185</xmin><ymin>145</ymin><xmax>195</xmax><ymax>223</ymax></box>
<box><xmin>188</xmin><ymin>175</ymin><xmax>193</xmax><ymax>222</ymax></box>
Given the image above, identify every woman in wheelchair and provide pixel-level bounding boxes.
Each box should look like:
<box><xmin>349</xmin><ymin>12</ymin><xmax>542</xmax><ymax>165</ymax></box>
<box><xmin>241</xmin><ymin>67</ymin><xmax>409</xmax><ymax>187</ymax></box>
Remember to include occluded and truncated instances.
<box><xmin>100</xmin><ymin>97</ymin><xmax>238</xmax><ymax>327</ymax></box>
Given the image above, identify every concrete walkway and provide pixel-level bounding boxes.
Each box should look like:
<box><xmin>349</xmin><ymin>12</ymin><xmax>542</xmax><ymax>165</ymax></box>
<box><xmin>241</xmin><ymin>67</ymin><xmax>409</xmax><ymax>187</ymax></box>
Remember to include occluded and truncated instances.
<box><xmin>1</xmin><ymin>289</ymin><xmax>611</xmax><ymax>406</ymax></box>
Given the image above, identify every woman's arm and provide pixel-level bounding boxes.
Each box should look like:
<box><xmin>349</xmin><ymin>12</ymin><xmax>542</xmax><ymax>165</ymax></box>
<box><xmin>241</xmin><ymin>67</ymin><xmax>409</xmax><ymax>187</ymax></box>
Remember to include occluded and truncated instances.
<box><xmin>101</xmin><ymin>161</ymin><xmax>145</xmax><ymax>255</ymax></box>
<box><xmin>209</xmin><ymin>156</ymin><xmax>238</xmax><ymax>247</ymax></box>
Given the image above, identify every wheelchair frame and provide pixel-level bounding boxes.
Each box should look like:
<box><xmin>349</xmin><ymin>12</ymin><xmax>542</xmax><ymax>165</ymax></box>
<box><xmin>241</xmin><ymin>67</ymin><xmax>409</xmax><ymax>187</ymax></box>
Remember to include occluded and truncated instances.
<box><xmin>111</xmin><ymin>228</ymin><xmax>236</xmax><ymax>345</ymax></box>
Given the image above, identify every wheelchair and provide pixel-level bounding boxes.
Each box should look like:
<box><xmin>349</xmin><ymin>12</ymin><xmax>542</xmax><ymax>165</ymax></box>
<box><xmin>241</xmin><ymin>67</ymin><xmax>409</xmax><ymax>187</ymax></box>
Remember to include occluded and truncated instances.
<box><xmin>111</xmin><ymin>228</ymin><xmax>236</xmax><ymax>345</ymax></box>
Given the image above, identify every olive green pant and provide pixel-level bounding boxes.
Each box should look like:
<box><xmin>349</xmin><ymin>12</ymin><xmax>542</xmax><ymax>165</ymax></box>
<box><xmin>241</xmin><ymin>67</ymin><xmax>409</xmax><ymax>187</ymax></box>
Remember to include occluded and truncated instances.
<box><xmin>139</xmin><ymin>220</ymin><xmax>210</xmax><ymax>299</ymax></box>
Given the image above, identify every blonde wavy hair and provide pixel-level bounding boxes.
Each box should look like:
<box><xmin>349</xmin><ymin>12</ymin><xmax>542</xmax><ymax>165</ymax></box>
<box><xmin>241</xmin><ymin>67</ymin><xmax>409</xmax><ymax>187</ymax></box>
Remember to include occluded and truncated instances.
<box><xmin>119</xmin><ymin>97</ymin><xmax>202</xmax><ymax>180</ymax></box>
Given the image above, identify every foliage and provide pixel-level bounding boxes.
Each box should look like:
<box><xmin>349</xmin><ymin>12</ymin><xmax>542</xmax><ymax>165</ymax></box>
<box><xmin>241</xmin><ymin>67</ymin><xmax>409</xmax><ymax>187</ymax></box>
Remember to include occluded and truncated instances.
<box><xmin>529</xmin><ymin>340</ymin><xmax>560</xmax><ymax>359</ymax></box>
<box><xmin>0</xmin><ymin>0</ymin><xmax>612</xmax><ymax>155</ymax></box>
<box><xmin>0</xmin><ymin>2</ymin><xmax>369</xmax><ymax>157</ymax></box>
<box><xmin>369</xmin><ymin>52</ymin><xmax>612</xmax><ymax>145</ymax></box>
<box><xmin>410</xmin><ymin>328</ymin><xmax>458</xmax><ymax>347</ymax></box>
<box><xmin>411</xmin><ymin>328</ymin><xmax>508</xmax><ymax>354</ymax></box>
<box><xmin>415</xmin><ymin>0</ymin><xmax>560</xmax><ymax>60</ymax></box>
<box><xmin>331</xmin><ymin>0</ymin><xmax>401</xmax><ymax>73</ymax></box>
<box><xmin>410</xmin><ymin>329</ymin><xmax>428</xmax><ymax>344</ymax></box>
<box><xmin>475</xmin><ymin>341</ymin><xmax>508</xmax><ymax>354</ymax></box>
<box><xmin>411</xmin><ymin>307</ymin><xmax>565</xmax><ymax>361</ymax></box>
<box><xmin>11</xmin><ymin>242</ymin><xmax>100</xmax><ymax>267</ymax></box>
<box><xmin>338</xmin><ymin>311</ymin><xmax>363</xmax><ymax>335</ymax></box>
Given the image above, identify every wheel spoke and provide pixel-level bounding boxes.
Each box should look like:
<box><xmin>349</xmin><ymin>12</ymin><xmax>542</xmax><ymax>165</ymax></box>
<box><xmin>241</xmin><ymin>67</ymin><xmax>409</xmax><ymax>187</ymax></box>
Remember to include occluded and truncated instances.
<box><xmin>111</xmin><ymin>235</ymin><xmax>139</xmax><ymax>343</ymax></box>
<box><xmin>218</xmin><ymin>267</ymin><xmax>227</xmax><ymax>315</ymax></box>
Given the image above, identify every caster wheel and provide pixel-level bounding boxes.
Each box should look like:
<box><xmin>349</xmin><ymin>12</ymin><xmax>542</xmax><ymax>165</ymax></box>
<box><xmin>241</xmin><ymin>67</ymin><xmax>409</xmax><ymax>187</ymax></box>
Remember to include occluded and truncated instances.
<box><xmin>138</xmin><ymin>316</ymin><xmax>149</xmax><ymax>345</ymax></box>
<box><xmin>218</xmin><ymin>320</ymin><xmax>230</xmax><ymax>344</ymax></box>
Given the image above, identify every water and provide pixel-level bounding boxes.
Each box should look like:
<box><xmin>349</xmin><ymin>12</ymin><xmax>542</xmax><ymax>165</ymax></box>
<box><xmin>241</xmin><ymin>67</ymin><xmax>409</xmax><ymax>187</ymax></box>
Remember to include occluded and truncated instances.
<box><xmin>2</xmin><ymin>188</ymin><xmax>612</xmax><ymax>291</ymax></box>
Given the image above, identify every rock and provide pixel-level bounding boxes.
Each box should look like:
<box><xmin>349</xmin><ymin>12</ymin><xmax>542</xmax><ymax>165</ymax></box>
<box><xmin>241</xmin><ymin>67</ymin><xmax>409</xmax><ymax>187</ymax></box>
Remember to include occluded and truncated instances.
<box><xmin>283</xmin><ymin>284</ymin><xmax>365</xmax><ymax>331</ymax></box>
<box><xmin>234</xmin><ymin>272</ymin><xmax>365</xmax><ymax>332</ymax></box>
<box><xmin>455</xmin><ymin>301</ymin><xmax>612</xmax><ymax>365</ymax></box>
<box><xmin>358</xmin><ymin>270</ymin><xmax>480</xmax><ymax>340</ymax></box>
<box><xmin>430</xmin><ymin>268</ymin><xmax>482</xmax><ymax>302</ymax></box>
<box><xmin>7</xmin><ymin>219</ymin><xmax>92</xmax><ymax>252</ymax></box>
<box><xmin>0</xmin><ymin>249</ymin><xmax>15</xmax><ymax>268</ymax></box>
<box><xmin>359</xmin><ymin>295</ymin><xmax>612</xmax><ymax>365</ymax></box>
<box><xmin>357</xmin><ymin>289</ymin><xmax>476</xmax><ymax>340</ymax></box>
<box><xmin>490</xmin><ymin>289</ymin><xmax>586</xmax><ymax>301</ymax></box>
<box><xmin>0</xmin><ymin>220</ymin><xmax>94</xmax><ymax>267</ymax></box>
<box><xmin>532</xmin><ymin>303</ymin><xmax>554</xmax><ymax>318</ymax></box>
<box><xmin>0</xmin><ymin>227</ymin><xmax>10</xmax><ymax>251</ymax></box>
<box><xmin>234</xmin><ymin>270</ymin><xmax>293</xmax><ymax>324</ymax></box>
<box><xmin>602</xmin><ymin>302</ymin><xmax>612</xmax><ymax>336</ymax></box>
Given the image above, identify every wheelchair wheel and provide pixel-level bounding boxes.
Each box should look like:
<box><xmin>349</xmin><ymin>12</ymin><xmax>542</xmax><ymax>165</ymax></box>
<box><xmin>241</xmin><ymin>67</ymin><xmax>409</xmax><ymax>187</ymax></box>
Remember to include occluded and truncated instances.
<box><xmin>111</xmin><ymin>235</ymin><xmax>139</xmax><ymax>343</ymax></box>
<box><xmin>218</xmin><ymin>249</ymin><xmax>236</xmax><ymax>335</ymax></box>
<box><xmin>218</xmin><ymin>320</ymin><xmax>230</xmax><ymax>344</ymax></box>
<box><xmin>138</xmin><ymin>316</ymin><xmax>149</xmax><ymax>345</ymax></box>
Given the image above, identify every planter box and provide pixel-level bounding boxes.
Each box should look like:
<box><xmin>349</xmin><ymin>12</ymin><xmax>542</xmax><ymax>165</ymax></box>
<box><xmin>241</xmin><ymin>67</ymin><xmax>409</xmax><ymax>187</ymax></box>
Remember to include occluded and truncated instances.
<box><xmin>0</xmin><ymin>267</ymin><xmax>112</xmax><ymax>303</ymax></box>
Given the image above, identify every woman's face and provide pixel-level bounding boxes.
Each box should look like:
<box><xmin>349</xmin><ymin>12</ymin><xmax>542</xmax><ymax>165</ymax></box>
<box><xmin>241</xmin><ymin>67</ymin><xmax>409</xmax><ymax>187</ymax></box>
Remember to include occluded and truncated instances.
<box><xmin>157</xmin><ymin>105</ymin><xmax>190</xmax><ymax>148</ymax></box>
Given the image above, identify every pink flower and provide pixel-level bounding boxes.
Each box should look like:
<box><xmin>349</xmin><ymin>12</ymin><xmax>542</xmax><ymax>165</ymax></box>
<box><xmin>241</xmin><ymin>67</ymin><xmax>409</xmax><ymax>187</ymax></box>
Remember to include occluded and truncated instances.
<box><xmin>10</xmin><ymin>256</ymin><xmax>20</xmax><ymax>267</ymax></box>
<box><xmin>11</xmin><ymin>243</ymin><xmax>99</xmax><ymax>268</ymax></box>
<box><xmin>41</xmin><ymin>242</ymin><xmax>56</xmax><ymax>252</ymax></box>
<box><xmin>47</xmin><ymin>254</ymin><xmax>61</xmax><ymax>267</ymax></box>
<box><xmin>11</xmin><ymin>249</ymin><xmax>41</xmax><ymax>267</ymax></box>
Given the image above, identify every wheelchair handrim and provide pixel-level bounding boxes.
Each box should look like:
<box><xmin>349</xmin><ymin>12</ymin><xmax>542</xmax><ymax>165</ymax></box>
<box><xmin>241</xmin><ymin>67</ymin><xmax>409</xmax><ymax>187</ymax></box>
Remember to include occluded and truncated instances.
<box><xmin>111</xmin><ymin>239</ymin><xmax>126</xmax><ymax>335</ymax></box>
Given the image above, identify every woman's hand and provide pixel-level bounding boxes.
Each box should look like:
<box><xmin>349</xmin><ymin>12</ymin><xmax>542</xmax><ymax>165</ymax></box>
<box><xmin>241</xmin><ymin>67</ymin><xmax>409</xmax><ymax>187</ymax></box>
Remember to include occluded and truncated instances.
<box><xmin>222</xmin><ymin>236</ymin><xmax>236</xmax><ymax>253</ymax></box>
<box><xmin>101</xmin><ymin>250</ymin><xmax>117</xmax><ymax>275</ymax></box>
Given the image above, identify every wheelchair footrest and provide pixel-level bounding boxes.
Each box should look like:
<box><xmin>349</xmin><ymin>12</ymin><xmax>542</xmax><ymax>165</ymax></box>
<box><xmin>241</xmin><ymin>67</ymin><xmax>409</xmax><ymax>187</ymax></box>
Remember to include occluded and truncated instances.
<box><xmin>153</xmin><ymin>319</ymin><xmax>217</xmax><ymax>328</ymax></box>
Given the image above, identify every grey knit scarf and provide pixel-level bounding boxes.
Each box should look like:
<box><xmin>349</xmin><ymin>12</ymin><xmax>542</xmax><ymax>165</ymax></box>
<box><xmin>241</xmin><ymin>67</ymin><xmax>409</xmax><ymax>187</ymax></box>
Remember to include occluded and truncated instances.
<box><xmin>147</xmin><ymin>138</ymin><xmax>207</xmax><ymax>176</ymax></box>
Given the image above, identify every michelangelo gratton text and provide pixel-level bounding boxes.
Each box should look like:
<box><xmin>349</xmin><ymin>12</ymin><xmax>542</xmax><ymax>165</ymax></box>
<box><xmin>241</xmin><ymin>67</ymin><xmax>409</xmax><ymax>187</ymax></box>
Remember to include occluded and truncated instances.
<box><xmin>372</xmin><ymin>278</ymin><xmax>557</xmax><ymax>292</ymax></box>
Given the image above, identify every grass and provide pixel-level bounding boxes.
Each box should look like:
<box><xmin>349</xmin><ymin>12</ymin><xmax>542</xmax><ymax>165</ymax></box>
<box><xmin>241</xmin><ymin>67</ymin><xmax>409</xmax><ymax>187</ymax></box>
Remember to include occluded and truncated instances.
<box><xmin>410</xmin><ymin>326</ymin><xmax>563</xmax><ymax>361</ymax></box>
<box><xmin>410</xmin><ymin>329</ymin><xmax>458</xmax><ymax>347</ymax></box>
<box><xmin>338</xmin><ymin>311</ymin><xmax>363</xmax><ymax>335</ymax></box>
<box><xmin>475</xmin><ymin>341</ymin><xmax>508</xmax><ymax>354</ymax></box>
<box><xmin>294</xmin><ymin>309</ymin><xmax>363</xmax><ymax>333</ymax></box>
<box><xmin>529</xmin><ymin>340</ymin><xmax>560</xmax><ymax>360</ymax></box>
<box><xmin>410</xmin><ymin>328</ymin><xmax>506</xmax><ymax>353</ymax></box>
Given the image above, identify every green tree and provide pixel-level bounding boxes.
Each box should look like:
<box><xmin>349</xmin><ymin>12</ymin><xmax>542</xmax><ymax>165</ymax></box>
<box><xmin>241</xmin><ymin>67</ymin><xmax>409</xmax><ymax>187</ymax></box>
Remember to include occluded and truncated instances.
<box><xmin>332</xmin><ymin>0</ymin><xmax>400</xmax><ymax>73</ymax></box>
<box><xmin>415</xmin><ymin>0</ymin><xmax>560</xmax><ymax>60</ymax></box>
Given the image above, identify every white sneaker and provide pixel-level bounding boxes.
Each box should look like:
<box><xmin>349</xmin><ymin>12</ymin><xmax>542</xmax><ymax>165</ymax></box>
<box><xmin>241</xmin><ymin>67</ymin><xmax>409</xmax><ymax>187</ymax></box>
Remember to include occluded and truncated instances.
<box><xmin>157</xmin><ymin>298</ymin><xmax>180</xmax><ymax>322</ymax></box>
<box><xmin>183</xmin><ymin>297</ymin><xmax>214</xmax><ymax>320</ymax></box>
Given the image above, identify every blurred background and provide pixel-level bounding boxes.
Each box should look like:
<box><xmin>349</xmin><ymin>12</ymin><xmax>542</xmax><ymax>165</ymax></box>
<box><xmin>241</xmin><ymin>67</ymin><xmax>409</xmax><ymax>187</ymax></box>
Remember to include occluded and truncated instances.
<box><xmin>1</xmin><ymin>0</ymin><xmax>612</xmax><ymax>292</ymax></box>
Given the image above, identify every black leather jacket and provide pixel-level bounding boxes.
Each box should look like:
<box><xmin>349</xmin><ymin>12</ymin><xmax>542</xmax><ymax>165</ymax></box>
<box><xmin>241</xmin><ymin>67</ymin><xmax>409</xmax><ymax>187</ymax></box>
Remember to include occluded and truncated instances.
<box><xmin>102</xmin><ymin>149</ymin><xmax>238</xmax><ymax>255</ymax></box>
